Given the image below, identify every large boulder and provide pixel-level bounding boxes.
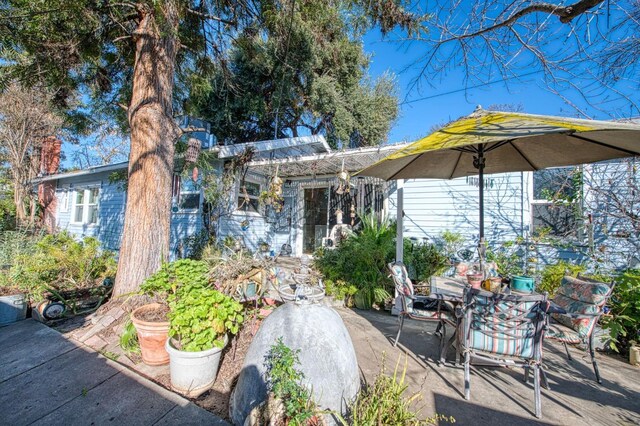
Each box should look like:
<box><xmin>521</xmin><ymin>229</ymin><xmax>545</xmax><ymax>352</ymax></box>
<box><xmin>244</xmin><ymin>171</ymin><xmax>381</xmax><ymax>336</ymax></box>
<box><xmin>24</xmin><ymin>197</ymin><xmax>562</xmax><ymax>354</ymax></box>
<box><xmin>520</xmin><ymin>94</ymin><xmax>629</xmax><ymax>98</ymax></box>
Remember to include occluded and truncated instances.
<box><xmin>229</xmin><ymin>302</ymin><xmax>359</xmax><ymax>425</ymax></box>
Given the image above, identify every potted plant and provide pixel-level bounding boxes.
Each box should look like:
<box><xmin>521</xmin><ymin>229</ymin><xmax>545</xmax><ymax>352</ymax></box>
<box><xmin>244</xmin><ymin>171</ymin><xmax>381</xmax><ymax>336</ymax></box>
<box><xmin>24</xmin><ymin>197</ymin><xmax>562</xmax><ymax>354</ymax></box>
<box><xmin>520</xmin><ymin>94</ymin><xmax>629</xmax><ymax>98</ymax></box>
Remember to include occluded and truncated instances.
<box><xmin>130</xmin><ymin>302</ymin><xmax>170</xmax><ymax>365</ymax></box>
<box><xmin>131</xmin><ymin>259</ymin><xmax>209</xmax><ymax>366</ymax></box>
<box><xmin>165</xmin><ymin>283</ymin><xmax>244</xmax><ymax>397</ymax></box>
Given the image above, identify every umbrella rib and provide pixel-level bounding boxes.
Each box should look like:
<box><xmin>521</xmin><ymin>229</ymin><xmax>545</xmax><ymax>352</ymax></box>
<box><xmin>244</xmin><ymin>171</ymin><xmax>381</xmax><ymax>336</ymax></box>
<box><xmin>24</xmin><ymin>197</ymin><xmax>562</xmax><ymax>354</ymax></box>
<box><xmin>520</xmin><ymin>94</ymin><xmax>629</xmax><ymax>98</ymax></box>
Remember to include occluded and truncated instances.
<box><xmin>569</xmin><ymin>134</ymin><xmax>640</xmax><ymax>157</ymax></box>
<box><xmin>509</xmin><ymin>141</ymin><xmax>539</xmax><ymax>170</ymax></box>
<box><xmin>450</xmin><ymin>149</ymin><xmax>463</xmax><ymax>179</ymax></box>
<box><xmin>387</xmin><ymin>154</ymin><xmax>425</xmax><ymax>181</ymax></box>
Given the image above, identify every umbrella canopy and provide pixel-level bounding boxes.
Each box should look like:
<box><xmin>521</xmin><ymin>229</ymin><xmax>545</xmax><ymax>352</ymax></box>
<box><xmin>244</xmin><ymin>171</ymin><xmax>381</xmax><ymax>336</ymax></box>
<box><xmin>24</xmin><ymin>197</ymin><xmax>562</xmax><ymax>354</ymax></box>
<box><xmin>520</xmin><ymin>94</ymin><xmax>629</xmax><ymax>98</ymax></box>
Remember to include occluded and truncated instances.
<box><xmin>362</xmin><ymin>108</ymin><xmax>640</xmax><ymax>181</ymax></box>
<box><xmin>359</xmin><ymin>108</ymin><xmax>640</xmax><ymax>249</ymax></box>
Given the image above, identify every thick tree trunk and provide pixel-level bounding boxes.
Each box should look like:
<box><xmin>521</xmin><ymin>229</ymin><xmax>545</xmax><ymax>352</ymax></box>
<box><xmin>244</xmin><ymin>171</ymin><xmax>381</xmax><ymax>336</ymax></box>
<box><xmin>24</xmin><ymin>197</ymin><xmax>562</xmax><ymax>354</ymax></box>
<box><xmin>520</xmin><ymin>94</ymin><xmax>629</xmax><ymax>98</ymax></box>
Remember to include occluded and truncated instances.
<box><xmin>113</xmin><ymin>3</ymin><xmax>180</xmax><ymax>297</ymax></box>
<box><xmin>11</xmin><ymin>169</ymin><xmax>28</xmax><ymax>226</ymax></box>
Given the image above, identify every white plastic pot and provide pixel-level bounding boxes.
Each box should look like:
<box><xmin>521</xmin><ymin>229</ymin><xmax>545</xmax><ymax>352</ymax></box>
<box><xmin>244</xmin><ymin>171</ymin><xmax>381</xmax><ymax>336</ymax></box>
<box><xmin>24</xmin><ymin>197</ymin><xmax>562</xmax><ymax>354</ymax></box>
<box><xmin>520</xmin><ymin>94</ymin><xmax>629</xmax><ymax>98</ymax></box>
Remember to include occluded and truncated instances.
<box><xmin>165</xmin><ymin>334</ymin><xmax>228</xmax><ymax>398</ymax></box>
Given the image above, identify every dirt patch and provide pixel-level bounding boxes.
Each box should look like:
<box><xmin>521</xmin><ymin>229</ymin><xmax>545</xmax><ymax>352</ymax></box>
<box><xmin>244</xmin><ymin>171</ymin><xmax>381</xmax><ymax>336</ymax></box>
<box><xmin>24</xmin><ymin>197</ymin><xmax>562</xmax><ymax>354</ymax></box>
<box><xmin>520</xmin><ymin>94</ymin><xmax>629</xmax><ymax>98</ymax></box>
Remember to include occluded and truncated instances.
<box><xmin>134</xmin><ymin>304</ymin><xmax>169</xmax><ymax>322</ymax></box>
<box><xmin>195</xmin><ymin>315</ymin><xmax>258</xmax><ymax>421</ymax></box>
<box><xmin>156</xmin><ymin>373</ymin><xmax>171</xmax><ymax>389</ymax></box>
<box><xmin>0</xmin><ymin>287</ymin><xmax>25</xmax><ymax>297</ymax></box>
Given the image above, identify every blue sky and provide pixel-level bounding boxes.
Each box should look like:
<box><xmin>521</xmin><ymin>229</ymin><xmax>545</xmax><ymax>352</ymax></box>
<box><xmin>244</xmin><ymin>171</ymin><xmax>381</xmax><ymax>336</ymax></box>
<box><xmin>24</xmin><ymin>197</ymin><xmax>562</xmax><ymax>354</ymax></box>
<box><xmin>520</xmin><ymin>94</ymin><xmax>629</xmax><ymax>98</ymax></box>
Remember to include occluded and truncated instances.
<box><xmin>363</xmin><ymin>27</ymin><xmax>639</xmax><ymax>144</ymax></box>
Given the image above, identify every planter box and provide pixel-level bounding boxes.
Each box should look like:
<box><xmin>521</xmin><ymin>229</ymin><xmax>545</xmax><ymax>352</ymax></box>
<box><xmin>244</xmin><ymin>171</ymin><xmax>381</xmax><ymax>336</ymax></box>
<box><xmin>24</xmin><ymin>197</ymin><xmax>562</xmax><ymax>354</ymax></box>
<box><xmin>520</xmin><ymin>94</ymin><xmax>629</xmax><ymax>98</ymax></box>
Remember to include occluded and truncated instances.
<box><xmin>0</xmin><ymin>294</ymin><xmax>28</xmax><ymax>326</ymax></box>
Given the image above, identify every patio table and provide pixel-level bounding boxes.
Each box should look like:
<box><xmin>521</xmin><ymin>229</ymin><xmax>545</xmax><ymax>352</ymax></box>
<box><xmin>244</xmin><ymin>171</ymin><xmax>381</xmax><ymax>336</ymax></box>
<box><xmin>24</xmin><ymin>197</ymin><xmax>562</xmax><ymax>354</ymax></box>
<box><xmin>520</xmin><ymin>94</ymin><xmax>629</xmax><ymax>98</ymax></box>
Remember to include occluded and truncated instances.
<box><xmin>429</xmin><ymin>276</ymin><xmax>566</xmax><ymax>313</ymax></box>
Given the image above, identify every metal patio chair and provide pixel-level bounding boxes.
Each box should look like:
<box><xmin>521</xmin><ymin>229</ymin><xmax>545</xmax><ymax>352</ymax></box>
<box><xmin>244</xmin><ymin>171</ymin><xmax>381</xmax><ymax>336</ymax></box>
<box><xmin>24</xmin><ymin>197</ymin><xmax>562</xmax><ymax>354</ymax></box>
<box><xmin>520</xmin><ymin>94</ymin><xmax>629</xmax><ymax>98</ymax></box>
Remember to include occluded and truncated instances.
<box><xmin>388</xmin><ymin>261</ymin><xmax>456</xmax><ymax>363</ymax></box>
<box><xmin>460</xmin><ymin>287</ymin><xmax>548</xmax><ymax>418</ymax></box>
<box><xmin>545</xmin><ymin>274</ymin><xmax>615</xmax><ymax>384</ymax></box>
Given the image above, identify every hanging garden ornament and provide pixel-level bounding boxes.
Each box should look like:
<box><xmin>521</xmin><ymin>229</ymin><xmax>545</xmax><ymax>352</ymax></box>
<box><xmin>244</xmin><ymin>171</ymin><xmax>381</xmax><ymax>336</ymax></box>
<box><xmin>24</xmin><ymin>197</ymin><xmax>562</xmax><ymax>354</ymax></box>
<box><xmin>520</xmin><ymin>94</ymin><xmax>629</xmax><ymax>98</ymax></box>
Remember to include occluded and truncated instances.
<box><xmin>185</xmin><ymin>137</ymin><xmax>201</xmax><ymax>163</ymax></box>
<box><xmin>271</xmin><ymin>165</ymin><xmax>283</xmax><ymax>196</ymax></box>
<box><xmin>336</xmin><ymin>159</ymin><xmax>350</xmax><ymax>195</ymax></box>
<box><xmin>350</xmin><ymin>204</ymin><xmax>356</xmax><ymax>226</ymax></box>
<box><xmin>192</xmin><ymin>166</ymin><xmax>199</xmax><ymax>182</ymax></box>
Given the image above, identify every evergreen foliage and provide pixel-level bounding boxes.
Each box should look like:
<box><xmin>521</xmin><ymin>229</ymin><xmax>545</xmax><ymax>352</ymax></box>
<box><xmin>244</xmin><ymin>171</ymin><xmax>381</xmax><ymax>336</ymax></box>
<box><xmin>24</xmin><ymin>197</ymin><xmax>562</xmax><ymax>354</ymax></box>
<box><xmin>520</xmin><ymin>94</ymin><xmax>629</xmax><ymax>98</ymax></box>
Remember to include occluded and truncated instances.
<box><xmin>187</xmin><ymin>0</ymin><xmax>399</xmax><ymax>147</ymax></box>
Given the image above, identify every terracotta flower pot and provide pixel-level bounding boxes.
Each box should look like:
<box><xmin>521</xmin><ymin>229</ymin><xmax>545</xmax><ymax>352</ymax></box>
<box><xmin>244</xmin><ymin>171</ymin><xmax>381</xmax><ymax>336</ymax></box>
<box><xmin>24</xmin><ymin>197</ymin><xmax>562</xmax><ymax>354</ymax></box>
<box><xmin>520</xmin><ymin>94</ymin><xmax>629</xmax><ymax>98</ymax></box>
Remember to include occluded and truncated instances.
<box><xmin>131</xmin><ymin>303</ymin><xmax>170</xmax><ymax>366</ymax></box>
<box><xmin>466</xmin><ymin>273</ymin><xmax>484</xmax><ymax>289</ymax></box>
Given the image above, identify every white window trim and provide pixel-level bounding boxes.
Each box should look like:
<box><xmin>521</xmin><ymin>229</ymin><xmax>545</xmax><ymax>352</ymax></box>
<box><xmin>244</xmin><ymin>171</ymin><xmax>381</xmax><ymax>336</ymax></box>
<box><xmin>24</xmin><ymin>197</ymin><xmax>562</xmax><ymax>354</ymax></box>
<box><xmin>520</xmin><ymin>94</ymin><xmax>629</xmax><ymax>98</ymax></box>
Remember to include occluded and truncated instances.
<box><xmin>59</xmin><ymin>188</ymin><xmax>70</xmax><ymax>213</ymax></box>
<box><xmin>235</xmin><ymin>177</ymin><xmax>263</xmax><ymax>217</ymax></box>
<box><xmin>530</xmin><ymin>168</ymin><xmax>581</xmax><ymax>238</ymax></box>
<box><xmin>176</xmin><ymin>190</ymin><xmax>202</xmax><ymax>214</ymax></box>
<box><xmin>173</xmin><ymin>175</ymin><xmax>202</xmax><ymax>214</ymax></box>
<box><xmin>70</xmin><ymin>187</ymin><xmax>100</xmax><ymax>226</ymax></box>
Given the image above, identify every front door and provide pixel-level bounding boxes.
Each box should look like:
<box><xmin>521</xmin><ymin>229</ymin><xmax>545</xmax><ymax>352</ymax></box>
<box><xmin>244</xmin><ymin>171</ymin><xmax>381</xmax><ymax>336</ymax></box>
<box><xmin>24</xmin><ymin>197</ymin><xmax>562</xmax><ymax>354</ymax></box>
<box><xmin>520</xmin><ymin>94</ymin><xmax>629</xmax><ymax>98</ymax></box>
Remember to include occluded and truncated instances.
<box><xmin>303</xmin><ymin>188</ymin><xmax>328</xmax><ymax>254</ymax></box>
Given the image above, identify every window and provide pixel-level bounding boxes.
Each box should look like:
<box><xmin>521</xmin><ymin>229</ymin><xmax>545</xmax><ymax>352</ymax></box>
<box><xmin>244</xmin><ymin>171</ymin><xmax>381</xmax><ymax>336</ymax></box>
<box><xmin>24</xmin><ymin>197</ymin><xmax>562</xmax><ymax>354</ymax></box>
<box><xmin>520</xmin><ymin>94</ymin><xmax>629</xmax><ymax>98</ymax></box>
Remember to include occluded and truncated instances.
<box><xmin>72</xmin><ymin>188</ymin><xmax>99</xmax><ymax>225</ymax></box>
<box><xmin>237</xmin><ymin>179</ymin><xmax>261</xmax><ymax>213</ymax></box>
<box><xmin>172</xmin><ymin>175</ymin><xmax>201</xmax><ymax>212</ymax></box>
<box><xmin>531</xmin><ymin>168</ymin><xmax>580</xmax><ymax>237</ymax></box>
<box><xmin>179</xmin><ymin>178</ymin><xmax>200</xmax><ymax>211</ymax></box>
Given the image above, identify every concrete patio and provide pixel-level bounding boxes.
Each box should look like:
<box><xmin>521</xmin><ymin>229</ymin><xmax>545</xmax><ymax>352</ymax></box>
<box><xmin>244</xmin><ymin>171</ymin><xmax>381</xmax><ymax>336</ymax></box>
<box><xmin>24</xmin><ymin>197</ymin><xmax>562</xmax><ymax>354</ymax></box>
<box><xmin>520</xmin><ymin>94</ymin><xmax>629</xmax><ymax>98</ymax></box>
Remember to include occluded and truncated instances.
<box><xmin>0</xmin><ymin>319</ymin><xmax>228</xmax><ymax>426</ymax></box>
<box><xmin>338</xmin><ymin>307</ymin><xmax>640</xmax><ymax>426</ymax></box>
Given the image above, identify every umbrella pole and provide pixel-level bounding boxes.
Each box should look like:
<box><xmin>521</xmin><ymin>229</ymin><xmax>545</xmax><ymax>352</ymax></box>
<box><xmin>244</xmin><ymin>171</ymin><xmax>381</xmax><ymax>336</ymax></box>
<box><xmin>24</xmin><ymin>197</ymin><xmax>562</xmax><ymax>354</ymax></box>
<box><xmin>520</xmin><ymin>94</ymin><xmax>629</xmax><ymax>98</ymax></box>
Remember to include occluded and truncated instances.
<box><xmin>475</xmin><ymin>145</ymin><xmax>487</xmax><ymax>273</ymax></box>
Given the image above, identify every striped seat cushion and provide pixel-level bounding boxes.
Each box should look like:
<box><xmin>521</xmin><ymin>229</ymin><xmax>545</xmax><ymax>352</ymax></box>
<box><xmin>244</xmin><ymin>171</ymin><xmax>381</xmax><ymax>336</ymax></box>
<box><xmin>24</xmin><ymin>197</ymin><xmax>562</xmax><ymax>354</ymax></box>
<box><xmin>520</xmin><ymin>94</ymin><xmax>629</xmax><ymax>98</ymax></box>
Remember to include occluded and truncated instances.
<box><xmin>465</xmin><ymin>299</ymin><xmax>539</xmax><ymax>358</ymax></box>
<box><xmin>546</xmin><ymin>322</ymin><xmax>582</xmax><ymax>344</ymax></box>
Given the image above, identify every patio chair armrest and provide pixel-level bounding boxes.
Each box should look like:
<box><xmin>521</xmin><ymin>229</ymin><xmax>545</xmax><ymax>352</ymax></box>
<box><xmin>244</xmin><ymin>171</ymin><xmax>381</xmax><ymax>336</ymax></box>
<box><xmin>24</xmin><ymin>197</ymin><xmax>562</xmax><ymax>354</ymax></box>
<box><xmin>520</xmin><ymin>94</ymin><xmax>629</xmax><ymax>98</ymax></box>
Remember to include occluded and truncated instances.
<box><xmin>563</xmin><ymin>312</ymin><xmax>601</xmax><ymax>320</ymax></box>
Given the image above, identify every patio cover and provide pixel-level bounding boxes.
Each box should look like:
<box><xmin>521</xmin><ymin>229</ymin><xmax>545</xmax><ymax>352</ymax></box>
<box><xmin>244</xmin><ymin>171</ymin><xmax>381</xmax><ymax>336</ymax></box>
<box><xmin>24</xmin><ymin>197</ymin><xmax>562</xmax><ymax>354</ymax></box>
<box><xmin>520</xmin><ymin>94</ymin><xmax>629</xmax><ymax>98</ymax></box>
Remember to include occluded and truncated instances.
<box><xmin>247</xmin><ymin>143</ymin><xmax>410</xmax><ymax>178</ymax></box>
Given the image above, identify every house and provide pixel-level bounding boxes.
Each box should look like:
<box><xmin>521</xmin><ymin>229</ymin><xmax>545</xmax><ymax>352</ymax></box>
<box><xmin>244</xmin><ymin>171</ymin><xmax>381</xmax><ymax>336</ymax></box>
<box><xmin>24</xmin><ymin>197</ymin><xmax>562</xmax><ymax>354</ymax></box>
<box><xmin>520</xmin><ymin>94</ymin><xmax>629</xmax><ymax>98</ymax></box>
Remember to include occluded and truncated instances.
<box><xmin>35</xmin><ymin>126</ymin><xmax>640</xmax><ymax>269</ymax></box>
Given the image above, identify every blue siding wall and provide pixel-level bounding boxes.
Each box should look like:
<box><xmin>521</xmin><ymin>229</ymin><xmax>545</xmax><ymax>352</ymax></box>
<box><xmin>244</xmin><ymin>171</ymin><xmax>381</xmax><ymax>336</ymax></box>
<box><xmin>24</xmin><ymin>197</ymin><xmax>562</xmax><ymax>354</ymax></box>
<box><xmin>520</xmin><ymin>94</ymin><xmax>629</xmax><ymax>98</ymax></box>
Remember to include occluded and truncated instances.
<box><xmin>387</xmin><ymin>172</ymin><xmax>530</xmax><ymax>244</ymax></box>
<box><xmin>50</xmin><ymin>156</ymin><xmax>639</xmax><ymax>270</ymax></box>
<box><xmin>54</xmin><ymin>173</ymin><xmax>112</xmax><ymax>241</ymax></box>
<box><xmin>53</xmin><ymin>168</ymin><xmax>203</xmax><ymax>259</ymax></box>
<box><xmin>217</xmin><ymin>171</ymin><xmax>271</xmax><ymax>253</ymax></box>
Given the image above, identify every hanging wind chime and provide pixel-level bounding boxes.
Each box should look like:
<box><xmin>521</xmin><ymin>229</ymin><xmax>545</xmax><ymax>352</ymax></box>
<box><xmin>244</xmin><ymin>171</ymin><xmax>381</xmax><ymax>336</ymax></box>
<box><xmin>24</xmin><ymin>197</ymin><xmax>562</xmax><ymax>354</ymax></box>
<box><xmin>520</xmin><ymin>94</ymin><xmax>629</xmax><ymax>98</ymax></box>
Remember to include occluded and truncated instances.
<box><xmin>335</xmin><ymin>159</ymin><xmax>351</xmax><ymax>195</ymax></box>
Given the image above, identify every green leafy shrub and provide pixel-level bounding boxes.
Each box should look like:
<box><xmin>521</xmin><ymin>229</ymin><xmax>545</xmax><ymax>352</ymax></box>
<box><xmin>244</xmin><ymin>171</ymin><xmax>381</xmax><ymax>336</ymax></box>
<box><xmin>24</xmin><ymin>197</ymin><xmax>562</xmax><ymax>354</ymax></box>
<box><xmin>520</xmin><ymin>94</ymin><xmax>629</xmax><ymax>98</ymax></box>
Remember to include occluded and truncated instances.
<box><xmin>140</xmin><ymin>258</ymin><xmax>209</xmax><ymax>297</ymax></box>
<box><xmin>537</xmin><ymin>261</ymin><xmax>585</xmax><ymax>296</ymax></box>
<box><xmin>404</xmin><ymin>240</ymin><xmax>449</xmax><ymax>282</ymax></box>
<box><xmin>602</xmin><ymin>270</ymin><xmax>640</xmax><ymax>353</ymax></box>
<box><xmin>265</xmin><ymin>338</ymin><xmax>316</xmax><ymax>425</ymax></box>
<box><xmin>0</xmin><ymin>229</ymin><xmax>41</xmax><ymax>268</ymax></box>
<box><xmin>2</xmin><ymin>231</ymin><xmax>116</xmax><ymax>299</ymax></box>
<box><xmin>168</xmin><ymin>284</ymin><xmax>244</xmax><ymax>352</ymax></box>
<box><xmin>324</xmin><ymin>279</ymin><xmax>358</xmax><ymax>305</ymax></box>
<box><xmin>314</xmin><ymin>214</ymin><xmax>395</xmax><ymax>309</ymax></box>
<box><xmin>0</xmin><ymin>174</ymin><xmax>16</xmax><ymax>231</ymax></box>
<box><xmin>182</xmin><ymin>229</ymin><xmax>210</xmax><ymax>260</ymax></box>
<box><xmin>435</xmin><ymin>230</ymin><xmax>465</xmax><ymax>260</ymax></box>
<box><xmin>141</xmin><ymin>258</ymin><xmax>244</xmax><ymax>352</ymax></box>
<box><xmin>485</xmin><ymin>240</ymin><xmax>527</xmax><ymax>277</ymax></box>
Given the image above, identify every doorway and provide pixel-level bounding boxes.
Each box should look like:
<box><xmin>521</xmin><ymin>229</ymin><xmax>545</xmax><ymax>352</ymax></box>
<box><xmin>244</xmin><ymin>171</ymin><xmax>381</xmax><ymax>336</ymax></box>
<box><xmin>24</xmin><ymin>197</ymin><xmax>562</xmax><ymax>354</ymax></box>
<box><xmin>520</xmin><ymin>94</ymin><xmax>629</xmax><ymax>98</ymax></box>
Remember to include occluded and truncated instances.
<box><xmin>302</xmin><ymin>188</ymin><xmax>328</xmax><ymax>253</ymax></box>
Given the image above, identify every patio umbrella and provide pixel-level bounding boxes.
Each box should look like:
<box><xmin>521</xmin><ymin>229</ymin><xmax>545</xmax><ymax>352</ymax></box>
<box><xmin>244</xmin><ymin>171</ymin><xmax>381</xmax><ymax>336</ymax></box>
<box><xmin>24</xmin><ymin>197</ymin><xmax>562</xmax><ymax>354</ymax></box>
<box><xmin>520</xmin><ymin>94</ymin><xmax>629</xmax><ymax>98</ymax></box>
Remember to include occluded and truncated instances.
<box><xmin>358</xmin><ymin>108</ymin><xmax>640</xmax><ymax>257</ymax></box>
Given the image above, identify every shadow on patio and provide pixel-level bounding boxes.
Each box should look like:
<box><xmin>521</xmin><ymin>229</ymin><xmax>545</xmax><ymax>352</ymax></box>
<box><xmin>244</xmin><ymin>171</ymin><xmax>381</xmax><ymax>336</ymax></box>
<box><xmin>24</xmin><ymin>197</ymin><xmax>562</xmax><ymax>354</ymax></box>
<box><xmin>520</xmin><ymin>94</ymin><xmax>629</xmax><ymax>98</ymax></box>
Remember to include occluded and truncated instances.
<box><xmin>337</xmin><ymin>307</ymin><xmax>640</xmax><ymax>426</ymax></box>
<box><xmin>0</xmin><ymin>319</ymin><xmax>228</xmax><ymax>425</ymax></box>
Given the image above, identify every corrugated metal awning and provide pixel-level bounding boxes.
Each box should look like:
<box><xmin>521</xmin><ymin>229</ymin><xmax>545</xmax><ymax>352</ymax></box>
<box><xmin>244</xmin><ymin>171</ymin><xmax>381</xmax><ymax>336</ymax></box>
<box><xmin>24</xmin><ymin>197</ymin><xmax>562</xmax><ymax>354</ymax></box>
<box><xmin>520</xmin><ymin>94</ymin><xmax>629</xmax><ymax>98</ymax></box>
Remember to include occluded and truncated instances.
<box><xmin>247</xmin><ymin>143</ymin><xmax>410</xmax><ymax>177</ymax></box>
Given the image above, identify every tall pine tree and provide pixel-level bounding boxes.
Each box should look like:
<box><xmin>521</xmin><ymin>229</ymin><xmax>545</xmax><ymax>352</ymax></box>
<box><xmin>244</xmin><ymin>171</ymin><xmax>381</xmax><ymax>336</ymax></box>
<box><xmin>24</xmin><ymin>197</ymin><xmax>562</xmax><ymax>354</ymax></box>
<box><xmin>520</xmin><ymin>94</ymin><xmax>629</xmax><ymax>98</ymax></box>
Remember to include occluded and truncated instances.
<box><xmin>0</xmin><ymin>0</ymin><xmax>419</xmax><ymax>296</ymax></box>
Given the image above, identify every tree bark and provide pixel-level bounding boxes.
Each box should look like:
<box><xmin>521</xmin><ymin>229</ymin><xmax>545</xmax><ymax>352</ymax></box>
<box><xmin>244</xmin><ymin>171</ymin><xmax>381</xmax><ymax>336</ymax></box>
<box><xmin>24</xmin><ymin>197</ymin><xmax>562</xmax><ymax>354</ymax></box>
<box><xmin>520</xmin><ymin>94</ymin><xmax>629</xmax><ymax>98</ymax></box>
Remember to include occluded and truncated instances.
<box><xmin>113</xmin><ymin>2</ymin><xmax>180</xmax><ymax>297</ymax></box>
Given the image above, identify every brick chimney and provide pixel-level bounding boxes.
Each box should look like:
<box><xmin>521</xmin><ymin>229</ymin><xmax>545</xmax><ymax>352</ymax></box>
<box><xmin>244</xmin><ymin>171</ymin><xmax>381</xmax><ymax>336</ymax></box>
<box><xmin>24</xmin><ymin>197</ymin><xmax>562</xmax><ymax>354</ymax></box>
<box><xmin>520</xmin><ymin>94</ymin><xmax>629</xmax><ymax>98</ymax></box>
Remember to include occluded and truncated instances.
<box><xmin>40</xmin><ymin>136</ymin><xmax>62</xmax><ymax>175</ymax></box>
<box><xmin>38</xmin><ymin>137</ymin><xmax>62</xmax><ymax>232</ymax></box>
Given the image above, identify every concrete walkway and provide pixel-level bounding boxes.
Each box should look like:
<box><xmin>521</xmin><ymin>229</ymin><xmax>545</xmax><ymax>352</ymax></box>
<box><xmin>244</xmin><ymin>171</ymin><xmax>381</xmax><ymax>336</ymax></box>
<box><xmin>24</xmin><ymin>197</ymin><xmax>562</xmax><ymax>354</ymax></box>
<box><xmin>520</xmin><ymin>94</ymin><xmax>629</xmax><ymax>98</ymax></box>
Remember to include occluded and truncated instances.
<box><xmin>0</xmin><ymin>319</ymin><xmax>228</xmax><ymax>426</ymax></box>
<box><xmin>339</xmin><ymin>308</ymin><xmax>640</xmax><ymax>426</ymax></box>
